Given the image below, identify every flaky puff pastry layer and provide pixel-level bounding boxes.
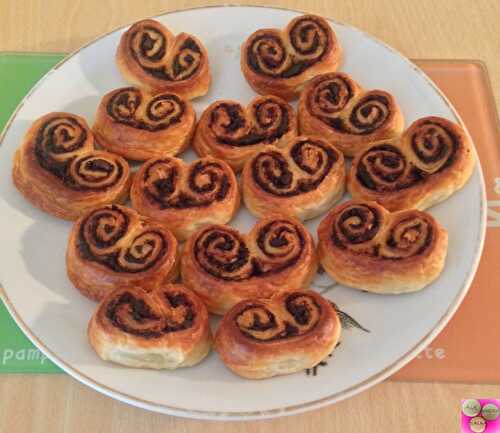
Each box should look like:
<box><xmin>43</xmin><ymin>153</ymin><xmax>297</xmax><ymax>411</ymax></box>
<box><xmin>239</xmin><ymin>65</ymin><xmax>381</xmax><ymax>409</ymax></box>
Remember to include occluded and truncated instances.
<box><xmin>215</xmin><ymin>290</ymin><xmax>341</xmax><ymax>379</ymax></box>
<box><xmin>317</xmin><ymin>200</ymin><xmax>448</xmax><ymax>294</ymax></box>
<box><xmin>193</xmin><ymin>94</ymin><xmax>298</xmax><ymax>172</ymax></box>
<box><xmin>347</xmin><ymin>116</ymin><xmax>475</xmax><ymax>211</ymax></box>
<box><xmin>88</xmin><ymin>284</ymin><xmax>211</xmax><ymax>370</ymax></box>
<box><xmin>181</xmin><ymin>215</ymin><xmax>318</xmax><ymax>315</ymax></box>
<box><xmin>242</xmin><ymin>135</ymin><xmax>345</xmax><ymax>221</ymax></box>
<box><xmin>298</xmin><ymin>72</ymin><xmax>404</xmax><ymax>156</ymax></box>
<box><xmin>130</xmin><ymin>155</ymin><xmax>240</xmax><ymax>241</ymax></box>
<box><xmin>93</xmin><ymin>86</ymin><xmax>196</xmax><ymax>161</ymax></box>
<box><xmin>66</xmin><ymin>204</ymin><xmax>179</xmax><ymax>301</ymax></box>
<box><xmin>12</xmin><ymin>112</ymin><xmax>131</xmax><ymax>220</ymax></box>
<box><xmin>116</xmin><ymin>19</ymin><xmax>210</xmax><ymax>99</ymax></box>
<box><xmin>241</xmin><ymin>15</ymin><xmax>342</xmax><ymax>101</ymax></box>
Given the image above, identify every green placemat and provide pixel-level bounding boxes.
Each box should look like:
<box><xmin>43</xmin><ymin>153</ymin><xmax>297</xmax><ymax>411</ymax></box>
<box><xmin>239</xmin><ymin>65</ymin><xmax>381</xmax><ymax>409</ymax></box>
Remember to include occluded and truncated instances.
<box><xmin>0</xmin><ymin>52</ymin><xmax>64</xmax><ymax>373</ymax></box>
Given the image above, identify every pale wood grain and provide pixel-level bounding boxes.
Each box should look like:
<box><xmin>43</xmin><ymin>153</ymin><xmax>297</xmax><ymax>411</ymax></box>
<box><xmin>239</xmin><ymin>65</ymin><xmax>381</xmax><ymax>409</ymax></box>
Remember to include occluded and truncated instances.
<box><xmin>2</xmin><ymin>0</ymin><xmax>499</xmax><ymax>107</ymax></box>
<box><xmin>1</xmin><ymin>374</ymin><xmax>500</xmax><ymax>433</ymax></box>
<box><xmin>1</xmin><ymin>1</ymin><xmax>500</xmax><ymax>432</ymax></box>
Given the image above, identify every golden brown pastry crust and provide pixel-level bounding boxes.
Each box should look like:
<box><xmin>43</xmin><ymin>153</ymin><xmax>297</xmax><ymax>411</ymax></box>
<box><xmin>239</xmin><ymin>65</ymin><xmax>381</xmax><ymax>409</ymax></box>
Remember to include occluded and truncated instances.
<box><xmin>93</xmin><ymin>87</ymin><xmax>196</xmax><ymax>161</ymax></box>
<box><xmin>116</xmin><ymin>19</ymin><xmax>210</xmax><ymax>99</ymax></box>
<box><xmin>298</xmin><ymin>72</ymin><xmax>404</xmax><ymax>156</ymax></box>
<box><xmin>215</xmin><ymin>290</ymin><xmax>341</xmax><ymax>379</ymax></box>
<box><xmin>241</xmin><ymin>15</ymin><xmax>342</xmax><ymax>100</ymax></box>
<box><xmin>66</xmin><ymin>204</ymin><xmax>179</xmax><ymax>301</ymax></box>
<box><xmin>181</xmin><ymin>215</ymin><xmax>318</xmax><ymax>315</ymax></box>
<box><xmin>12</xmin><ymin>112</ymin><xmax>131</xmax><ymax>220</ymax></box>
<box><xmin>130</xmin><ymin>155</ymin><xmax>240</xmax><ymax>241</ymax></box>
<box><xmin>88</xmin><ymin>284</ymin><xmax>212</xmax><ymax>369</ymax></box>
<box><xmin>193</xmin><ymin>95</ymin><xmax>298</xmax><ymax>172</ymax></box>
<box><xmin>347</xmin><ymin>116</ymin><xmax>475</xmax><ymax>211</ymax></box>
<box><xmin>242</xmin><ymin>136</ymin><xmax>345</xmax><ymax>221</ymax></box>
<box><xmin>317</xmin><ymin>200</ymin><xmax>448</xmax><ymax>294</ymax></box>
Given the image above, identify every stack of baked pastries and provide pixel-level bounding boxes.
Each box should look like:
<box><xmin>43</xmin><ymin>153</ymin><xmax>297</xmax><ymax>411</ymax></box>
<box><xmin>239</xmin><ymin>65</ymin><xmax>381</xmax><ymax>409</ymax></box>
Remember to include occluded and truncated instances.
<box><xmin>10</xmin><ymin>14</ymin><xmax>475</xmax><ymax>380</ymax></box>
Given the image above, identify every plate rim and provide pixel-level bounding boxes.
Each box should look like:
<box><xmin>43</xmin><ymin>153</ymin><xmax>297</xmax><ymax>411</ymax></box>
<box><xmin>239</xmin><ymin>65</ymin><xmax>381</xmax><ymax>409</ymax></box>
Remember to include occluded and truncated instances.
<box><xmin>0</xmin><ymin>4</ymin><xmax>487</xmax><ymax>420</ymax></box>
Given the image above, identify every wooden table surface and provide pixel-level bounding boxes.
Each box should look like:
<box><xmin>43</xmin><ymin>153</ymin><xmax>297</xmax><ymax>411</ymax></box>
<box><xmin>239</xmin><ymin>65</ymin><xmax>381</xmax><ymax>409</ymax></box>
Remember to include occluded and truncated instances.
<box><xmin>1</xmin><ymin>1</ymin><xmax>499</xmax><ymax>432</ymax></box>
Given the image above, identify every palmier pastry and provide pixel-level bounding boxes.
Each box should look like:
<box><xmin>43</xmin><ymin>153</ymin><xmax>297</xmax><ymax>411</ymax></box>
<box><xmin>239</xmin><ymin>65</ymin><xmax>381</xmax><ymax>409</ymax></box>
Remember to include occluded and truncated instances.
<box><xmin>241</xmin><ymin>15</ymin><xmax>342</xmax><ymax>100</ymax></box>
<box><xmin>88</xmin><ymin>284</ymin><xmax>211</xmax><ymax>369</ymax></box>
<box><xmin>298</xmin><ymin>72</ymin><xmax>404</xmax><ymax>156</ymax></box>
<box><xmin>130</xmin><ymin>155</ymin><xmax>240</xmax><ymax>240</ymax></box>
<box><xmin>93</xmin><ymin>87</ymin><xmax>196</xmax><ymax>161</ymax></box>
<box><xmin>12</xmin><ymin>113</ymin><xmax>131</xmax><ymax>220</ymax></box>
<box><xmin>116</xmin><ymin>19</ymin><xmax>210</xmax><ymax>99</ymax></box>
<box><xmin>215</xmin><ymin>290</ymin><xmax>341</xmax><ymax>379</ymax></box>
<box><xmin>317</xmin><ymin>200</ymin><xmax>448</xmax><ymax>294</ymax></box>
<box><xmin>348</xmin><ymin>116</ymin><xmax>475</xmax><ymax>210</ymax></box>
<box><xmin>181</xmin><ymin>215</ymin><xmax>317</xmax><ymax>314</ymax></box>
<box><xmin>193</xmin><ymin>95</ymin><xmax>297</xmax><ymax>172</ymax></box>
<box><xmin>67</xmin><ymin>204</ymin><xmax>178</xmax><ymax>301</ymax></box>
<box><xmin>242</xmin><ymin>136</ymin><xmax>345</xmax><ymax>221</ymax></box>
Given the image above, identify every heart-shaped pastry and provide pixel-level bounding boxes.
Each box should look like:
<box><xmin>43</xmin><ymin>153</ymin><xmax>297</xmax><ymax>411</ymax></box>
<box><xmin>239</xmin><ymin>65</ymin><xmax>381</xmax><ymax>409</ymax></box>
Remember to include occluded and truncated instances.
<box><xmin>181</xmin><ymin>215</ymin><xmax>317</xmax><ymax>314</ymax></box>
<box><xmin>242</xmin><ymin>136</ymin><xmax>345</xmax><ymax>221</ymax></box>
<box><xmin>215</xmin><ymin>290</ymin><xmax>341</xmax><ymax>379</ymax></box>
<box><xmin>193</xmin><ymin>95</ymin><xmax>297</xmax><ymax>172</ymax></box>
<box><xmin>348</xmin><ymin>116</ymin><xmax>475</xmax><ymax>210</ymax></box>
<box><xmin>66</xmin><ymin>204</ymin><xmax>178</xmax><ymax>301</ymax></box>
<box><xmin>317</xmin><ymin>200</ymin><xmax>448</xmax><ymax>293</ymax></box>
<box><xmin>12</xmin><ymin>112</ymin><xmax>131</xmax><ymax>220</ymax></box>
<box><xmin>116</xmin><ymin>19</ymin><xmax>211</xmax><ymax>99</ymax></box>
<box><xmin>88</xmin><ymin>284</ymin><xmax>211</xmax><ymax>369</ymax></box>
<box><xmin>130</xmin><ymin>155</ymin><xmax>240</xmax><ymax>240</ymax></box>
<box><xmin>298</xmin><ymin>72</ymin><xmax>404</xmax><ymax>156</ymax></box>
<box><xmin>241</xmin><ymin>14</ymin><xmax>342</xmax><ymax>100</ymax></box>
<box><xmin>93</xmin><ymin>86</ymin><xmax>196</xmax><ymax>161</ymax></box>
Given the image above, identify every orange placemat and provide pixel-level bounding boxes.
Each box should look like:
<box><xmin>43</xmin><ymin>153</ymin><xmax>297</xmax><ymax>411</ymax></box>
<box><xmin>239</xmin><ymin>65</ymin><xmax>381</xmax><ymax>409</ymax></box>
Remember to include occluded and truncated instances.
<box><xmin>392</xmin><ymin>60</ymin><xmax>500</xmax><ymax>383</ymax></box>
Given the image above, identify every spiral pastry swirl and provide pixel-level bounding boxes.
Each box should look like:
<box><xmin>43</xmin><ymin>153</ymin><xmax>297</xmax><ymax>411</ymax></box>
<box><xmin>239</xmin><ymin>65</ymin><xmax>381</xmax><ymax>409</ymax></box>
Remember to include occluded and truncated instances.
<box><xmin>193</xmin><ymin>95</ymin><xmax>297</xmax><ymax>172</ymax></box>
<box><xmin>34</xmin><ymin>115</ymin><xmax>125</xmax><ymax>191</ymax></box>
<box><xmin>355</xmin><ymin>144</ymin><xmax>413</xmax><ymax>192</ymax></box>
<box><xmin>236</xmin><ymin>293</ymin><xmax>321</xmax><ymax>341</ymax></box>
<box><xmin>126</xmin><ymin>21</ymin><xmax>202</xmax><ymax>81</ymax></box>
<box><xmin>317</xmin><ymin>200</ymin><xmax>448</xmax><ymax>294</ymax></box>
<box><xmin>309</xmin><ymin>73</ymin><xmax>354</xmax><ymax>114</ymax></box>
<box><xmin>181</xmin><ymin>215</ymin><xmax>317</xmax><ymax>314</ymax></box>
<box><xmin>409</xmin><ymin>120</ymin><xmax>458</xmax><ymax>172</ymax></box>
<box><xmin>93</xmin><ymin>86</ymin><xmax>195</xmax><ymax>161</ymax></box>
<box><xmin>298</xmin><ymin>72</ymin><xmax>404</xmax><ymax>156</ymax></box>
<box><xmin>12</xmin><ymin>112</ymin><xmax>131</xmax><ymax>220</ymax></box>
<box><xmin>331</xmin><ymin>202</ymin><xmax>382</xmax><ymax>254</ymax></box>
<box><xmin>348</xmin><ymin>116</ymin><xmax>474</xmax><ymax>211</ymax></box>
<box><xmin>247</xmin><ymin>17</ymin><xmax>330</xmax><ymax>78</ymax></box>
<box><xmin>328</xmin><ymin>201</ymin><xmax>436</xmax><ymax>259</ymax></box>
<box><xmin>208</xmin><ymin>98</ymin><xmax>291</xmax><ymax>146</ymax></box>
<box><xmin>131</xmin><ymin>156</ymin><xmax>239</xmax><ymax>240</ymax></box>
<box><xmin>117</xmin><ymin>19</ymin><xmax>210</xmax><ymax>99</ymax></box>
<box><xmin>88</xmin><ymin>285</ymin><xmax>212</xmax><ymax>369</ymax></box>
<box><xmin>243</xmin><ymin>136</ymin><xmax>345</xmax><ymax>221</ymax></box>
<box><xmin>192</xmin><ymin>220</ymin><xmax>305</xmax><ymax>281</ymax></box>
<box><xmin>251</xmin><ymin>138</ymin><xmax>338</xmax><ymax>196</ymax></box>
<box><xmin>193</xmin><ymin>226</ymin><xmax>253</xmax><ymax>281</ymax></box>
<box><xmin>141</xmin><ymin>159</ymin><xmax>230</xmax><ymax>208</ymax></box>
<box><xmin>67</xmin><ymin>205</ymin><xmax>178</xmax><ymax>301</ymax></box>
<box><xmin>105</xmin><ymin>289</ymin><xmax>195</xmax><ymax>337</ymax></box>
<box><xmin>214</xmin><ymin>291</ymin><xmax>341</xmax><ymax>379</ymax></box>
<box><xmin>106</xmin><ymin>87</ymin><xmax>185</xmax><ymax>131</ymax></box>
<box><xmin>241</xmin><ymin>15</ymin><xmax>342</xmax><ymax>100</ymax></box>
<box><xmin>78</xmin><ymin>206</ymin><xmax>167</xmax><ymax>273</ymax></box>
<box><xmin>379</xmin><ymin>214</ymin><xmax>434</xmax><ymax>259</ymax></box>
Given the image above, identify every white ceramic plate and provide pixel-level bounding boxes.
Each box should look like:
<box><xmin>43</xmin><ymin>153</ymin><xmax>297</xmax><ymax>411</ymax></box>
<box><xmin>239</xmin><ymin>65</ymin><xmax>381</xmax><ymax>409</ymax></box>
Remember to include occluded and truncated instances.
<box><xmin>0</xmin><ymin>5</ymin><xmax>486</xmax><ymax>420</ymax></box>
